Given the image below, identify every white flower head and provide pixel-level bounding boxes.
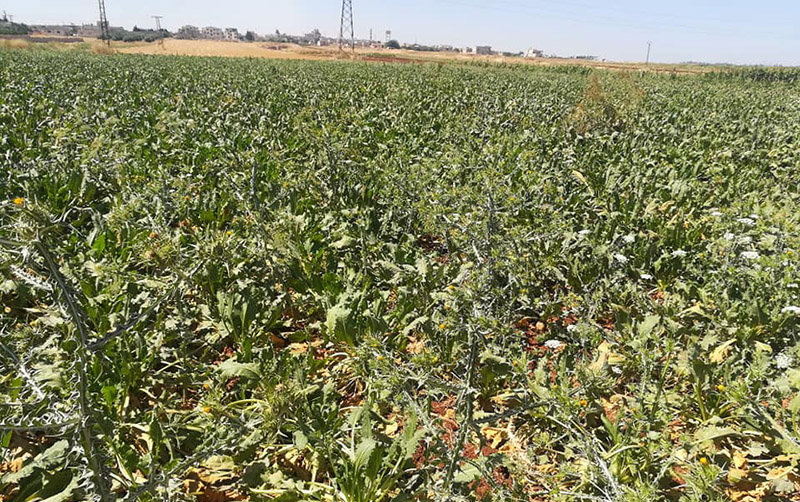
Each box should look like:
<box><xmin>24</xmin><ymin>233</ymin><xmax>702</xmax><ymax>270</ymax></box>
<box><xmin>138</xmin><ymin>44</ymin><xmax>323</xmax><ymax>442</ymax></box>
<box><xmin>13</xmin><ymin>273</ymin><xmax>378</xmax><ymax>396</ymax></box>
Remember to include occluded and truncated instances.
<box><xmin>614</xmin><ymin>253</ymin><xmax>629</xmax><ymax>264</ymax></box>
<box><xmin>776</xmin><ymin>352</ymin><xmax>794</xmax><ymax>369</ymax></box>
<box><xmin>737</xmin><ymin>218</ymin><xmax>756</xmax><ymax>227</ymax></box>
<box><xmin>566</xmin><ymin>324</ymin><xmax>578</xmax><ymax>333</ymax></box>
<box><xmin>641</xmin><ymin>273</ymin><xmax>653</xmax><ymax>280</ymax></box>
<box><xmin>724</xmin><ymin>232</ymin><xmax>735</xmax><ymax>241</ymax></box>
<box><xmin>578</xmin><ymin>229</ymin><xmax>591</xmax><ymax>236</ymax></box>
<box><xmin>741</xmin><ymin>251</ymin><xmax>760</xmax><ymax>260</ymax></box>
<box><xmin>739</xmin><ymin>236</ymin><xmax>753</xmax><ymax>245</ymax></box>
<box><xmin>671</xmin><ymin>249</ymin><xmax>687</xmax><ymax>258</ymax></box>
<box><xmin>749</xmin><ymin>214</ymin><xmax>759</xmax><ymax>220</ymax></box>
<box><xmin>710</xmin><ymin>211</ymin><xmax>723</xmax><ymax>217</ymax></box>
<box><xmin>611</xmin><ymin>366</ymin><xmax>623</xmax><ymax>375</ymax></box>
<box><xmin>782</xmin><ymin>306</ymin><xmax>800</xmax><ymax>315</ymax></box>
<box><xmin>544</xmin><ymin>339</ymin><xmax>564</xmax><ymax>350</ymax></box>
<box><xmin>788</xmin><ymin>283</ymin><xmax>799</xmax><ymax>289</ymax></box>
<box><xmin>623</xmin><ymin>234</ymin><xmax>636</xmax><ymax>244</ymax></box>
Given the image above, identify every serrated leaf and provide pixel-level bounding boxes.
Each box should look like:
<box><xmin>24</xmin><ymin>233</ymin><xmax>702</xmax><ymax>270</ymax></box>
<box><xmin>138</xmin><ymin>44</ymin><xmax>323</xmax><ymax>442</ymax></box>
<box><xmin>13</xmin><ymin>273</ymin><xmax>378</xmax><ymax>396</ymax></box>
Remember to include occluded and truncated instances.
<box><xmin>351</xmin><ymin>438</ymin><xmax>377</xmax><ymax>470</ymax></box>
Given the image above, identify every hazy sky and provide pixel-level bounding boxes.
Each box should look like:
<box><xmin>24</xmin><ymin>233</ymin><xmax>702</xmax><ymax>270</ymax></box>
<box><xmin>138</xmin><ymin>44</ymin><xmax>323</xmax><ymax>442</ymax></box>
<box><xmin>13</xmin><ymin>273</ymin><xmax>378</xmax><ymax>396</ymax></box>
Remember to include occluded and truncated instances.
<box><xmin>7</xmin><ymin>1</ymin><xmax>800</xmax><ymax>65</ymax></box>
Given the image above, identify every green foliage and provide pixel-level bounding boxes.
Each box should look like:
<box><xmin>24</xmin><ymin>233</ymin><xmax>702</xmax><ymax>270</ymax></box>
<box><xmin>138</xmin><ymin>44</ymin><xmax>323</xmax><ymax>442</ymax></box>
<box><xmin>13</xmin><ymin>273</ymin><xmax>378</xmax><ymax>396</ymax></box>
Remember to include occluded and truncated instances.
<box><xmin>1</xmin><ymin>49</ymin><xmax>800</xmax><ymax>501</ymax></box>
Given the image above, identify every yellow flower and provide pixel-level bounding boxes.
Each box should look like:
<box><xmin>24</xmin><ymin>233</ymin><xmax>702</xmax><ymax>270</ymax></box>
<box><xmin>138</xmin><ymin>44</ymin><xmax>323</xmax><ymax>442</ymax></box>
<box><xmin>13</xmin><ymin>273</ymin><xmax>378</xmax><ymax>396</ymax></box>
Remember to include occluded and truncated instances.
<box><xmin>203</xmin><ymin>383</ymin><xmax>210</xmax><ymax>391</ymax></box>
<box><xmin>439</xmin><ymin>323</ymin><xmax>447</xmax><ymax>330</ymax></box>
<box><xmin>699</xmin><ymin>457</ymin><xmax>708</xmax><ymax>465</ymax></box>
<box><xmin>579</xmin><ymin>399</ymin><xmax>588</xmax><ymax>407</ymax></box>
<box><xmin>448</xmin><ymin>285</ymin><xmax>455</xmax><ymax>291</ymax></box>
<box><xmin>203</xmin><ymin>406</ymin><xmax>212</xmax><ymax>414</ymax></box>
<box><xmin>3</xmin><ymin>306</ymin><xmax>11</xmax><ymax>314</ymax></box>
<box><xmin>13</xmin><ymin>197</ymin><xmax>24</xmax><ymax>206</ymax></box>
<box><xmin>716</xmin><ymin>384</ymin><xmax>726</xmax><ymax>392</ymax></box>
<box><xmin>226</xmin><ymin>230</ymin><xmax>233</xmax><ymax>236</ymax></box>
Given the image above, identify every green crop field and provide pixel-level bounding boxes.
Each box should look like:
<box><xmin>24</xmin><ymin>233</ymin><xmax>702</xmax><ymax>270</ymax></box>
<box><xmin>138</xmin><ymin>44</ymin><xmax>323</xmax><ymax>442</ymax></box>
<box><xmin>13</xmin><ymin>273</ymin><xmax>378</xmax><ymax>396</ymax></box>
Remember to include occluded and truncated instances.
<box><xmin>1</xmin><ymin>49</ymin><xmax>800</xmax><ymax>502</ymax></box>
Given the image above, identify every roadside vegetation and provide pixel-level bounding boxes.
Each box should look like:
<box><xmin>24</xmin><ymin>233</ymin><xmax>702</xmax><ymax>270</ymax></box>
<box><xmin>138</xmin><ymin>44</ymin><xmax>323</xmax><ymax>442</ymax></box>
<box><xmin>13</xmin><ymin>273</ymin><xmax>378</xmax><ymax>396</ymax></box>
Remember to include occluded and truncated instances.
<box><xmin>1</xmin><ymin>50</ymin><xmax>799</xmax><ymax>501</ymax></box>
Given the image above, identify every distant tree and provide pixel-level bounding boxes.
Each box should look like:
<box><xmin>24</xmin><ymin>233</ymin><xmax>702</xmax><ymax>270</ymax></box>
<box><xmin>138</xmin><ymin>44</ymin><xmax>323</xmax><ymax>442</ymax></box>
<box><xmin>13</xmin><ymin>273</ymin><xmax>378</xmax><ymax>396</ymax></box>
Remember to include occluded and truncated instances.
<box><xmin>386</xmin><ymin>39</ymin><xmax>400</xmax><ymax>49</ymax></box>
<box><xmin>0</xmin><ymin>21</ymin><xmax>31</xmax><ymax>35</ymax></box>
<box><xmin>245</xmin><ymin>30</ymin><xmax>256</xmax><ymax>42</ymax></box>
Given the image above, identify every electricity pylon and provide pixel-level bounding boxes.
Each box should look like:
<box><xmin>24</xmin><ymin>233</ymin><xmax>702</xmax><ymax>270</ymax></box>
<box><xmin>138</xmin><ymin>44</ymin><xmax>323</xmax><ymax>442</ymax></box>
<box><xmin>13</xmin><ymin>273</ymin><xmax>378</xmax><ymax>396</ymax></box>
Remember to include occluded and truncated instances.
<box><xmin>98</xmin><ymin>0</ymin><xmax>110</xmax><ymax>45</ymax></box>
<box><xmin>339</xmin><ymin>0</ymin><xmax>354</xmax><ymax>52</ymax></box>
<box><xmin>152</xmin><ymin>16</ymin><xmax>164</xmax><ymax>48</ymax></box>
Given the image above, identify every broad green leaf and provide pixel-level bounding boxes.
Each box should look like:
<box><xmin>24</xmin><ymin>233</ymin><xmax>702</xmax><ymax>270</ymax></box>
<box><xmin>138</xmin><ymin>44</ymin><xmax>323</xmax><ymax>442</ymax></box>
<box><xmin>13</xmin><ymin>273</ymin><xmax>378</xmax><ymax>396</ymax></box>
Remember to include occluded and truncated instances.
<box><xmin>216</xmin><ymin>359</ymin><xmax>261</xmax><ymax>380</ymax></box>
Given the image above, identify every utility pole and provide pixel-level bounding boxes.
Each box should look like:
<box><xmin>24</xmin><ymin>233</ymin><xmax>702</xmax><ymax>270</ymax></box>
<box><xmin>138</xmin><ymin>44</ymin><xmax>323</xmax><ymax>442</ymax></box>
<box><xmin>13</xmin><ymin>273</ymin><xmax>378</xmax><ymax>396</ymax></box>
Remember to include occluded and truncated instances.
<box><xmin>646</xmin><ymin>41</ymin><xmax>652</xmax><ymax>65</ymax></box>
<box><xmin>97</xmin><ymin>0</ymin><xmax>110</xmax><ymax>45</ymax></box>
<box><xmin>338</xmin><ymin>0</ymin><xmax>354</xmax><ymax>52</ymax></box>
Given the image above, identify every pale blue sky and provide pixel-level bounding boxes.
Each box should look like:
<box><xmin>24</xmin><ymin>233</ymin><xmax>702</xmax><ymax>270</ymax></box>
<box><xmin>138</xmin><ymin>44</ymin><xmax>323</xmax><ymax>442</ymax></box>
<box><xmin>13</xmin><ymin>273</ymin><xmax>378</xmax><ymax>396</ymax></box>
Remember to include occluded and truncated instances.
<box><xmin>7</xmin><ymin>1</ymin><xmax>800</xmax><ymax>64</ymax></box>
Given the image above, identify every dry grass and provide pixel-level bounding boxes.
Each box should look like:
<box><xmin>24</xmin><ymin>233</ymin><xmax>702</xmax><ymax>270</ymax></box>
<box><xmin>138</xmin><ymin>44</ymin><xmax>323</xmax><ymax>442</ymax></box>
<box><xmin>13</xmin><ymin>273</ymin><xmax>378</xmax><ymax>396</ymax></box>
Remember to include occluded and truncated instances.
<box><xmin>88</xmin><ymin>38</ymin><xmax>710</xmax><ymax>74</ymax></box>
<box><xmin>91</xmin><ymin>43</ymin><xmax>116</xmax><ymax>55</ymax></box>
<box><xmin>0</xmin><ymin>39</ymin><xmax>32</xmax><ymax>50</ymax></box>
<box><xmin>117</xmin><ymin>39</ymin><xmax>334</xmax><ymax>61</ymax></box>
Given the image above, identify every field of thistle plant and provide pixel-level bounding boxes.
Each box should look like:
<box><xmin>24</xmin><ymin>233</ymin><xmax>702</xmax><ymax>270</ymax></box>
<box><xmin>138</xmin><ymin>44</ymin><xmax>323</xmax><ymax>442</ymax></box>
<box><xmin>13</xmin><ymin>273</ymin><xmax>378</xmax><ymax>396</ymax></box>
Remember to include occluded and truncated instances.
<box><xmin>1</xmin><ymin>49</ymin><xmax>800</xmax><ymax>502</ymax></box>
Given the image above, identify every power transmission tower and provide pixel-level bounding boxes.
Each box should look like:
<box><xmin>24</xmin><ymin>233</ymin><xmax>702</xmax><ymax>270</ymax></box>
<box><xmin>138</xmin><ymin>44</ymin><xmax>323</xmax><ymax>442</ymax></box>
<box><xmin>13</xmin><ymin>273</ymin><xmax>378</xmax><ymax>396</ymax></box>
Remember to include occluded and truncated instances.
<box><xmin>152</xmin><ymin>16</ymin><xmax>165</xmax><ymax>48</ymax></box>
<box><xmin>97</xmin><ymin>0</ymin><xmax>110</xmax><ymax>45</ymax></box>
<box><xmin>646</xmin><ymin>41</ymin><xmax>652</xmax><ymax>64</ymax></box>
<box><xmin>338</xmin><ymin>0</ymin><xmax>354</xmax><ymax>52</ymax></box>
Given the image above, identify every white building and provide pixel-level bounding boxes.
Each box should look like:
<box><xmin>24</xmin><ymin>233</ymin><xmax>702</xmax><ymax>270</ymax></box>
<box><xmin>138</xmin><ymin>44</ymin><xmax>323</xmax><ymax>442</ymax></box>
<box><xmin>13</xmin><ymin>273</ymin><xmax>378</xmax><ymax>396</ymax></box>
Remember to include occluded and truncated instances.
<box><xmin>224</xmin><ymin>28</ymin><xmax>240</xmax><ymax>41</ymax></box>
<box><xmin>525</xmin><ymin>48</ymin><xmax>544</xmax><ymax>58</ymax></box>
<box><xmin>177</xmin><ymin>25</ymin><xmax>200</xmax><ymax>39</ymax></box>
<box><xmin>201</xmin><ymin>26</ymin><xmax>224</xmax><ymax>39</ymax></box>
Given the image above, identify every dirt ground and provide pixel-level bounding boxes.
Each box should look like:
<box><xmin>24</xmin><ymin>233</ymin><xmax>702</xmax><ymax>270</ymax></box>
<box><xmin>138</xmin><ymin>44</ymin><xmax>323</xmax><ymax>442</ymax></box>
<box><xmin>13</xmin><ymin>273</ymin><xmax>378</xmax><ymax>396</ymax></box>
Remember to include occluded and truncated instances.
<box><xmin>109</xmin><ymin>38</ymin><xmax>708</xmax><ymax>74</ymax></box>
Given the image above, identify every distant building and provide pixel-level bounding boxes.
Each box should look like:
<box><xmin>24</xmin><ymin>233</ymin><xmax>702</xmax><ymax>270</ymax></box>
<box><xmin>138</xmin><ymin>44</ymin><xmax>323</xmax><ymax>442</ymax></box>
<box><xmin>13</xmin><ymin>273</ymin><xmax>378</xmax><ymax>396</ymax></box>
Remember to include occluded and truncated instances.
<box><xmin>525</xmin><ymin>48</ymin><xmax>544</xmax><ymax>58</ymax></box>
<box><xmin>201</xmin><ymin>26</ymin><xmax>224</xmax><ymax>39</ymax></box>
<box><xmin>224</xmin><ymin>28</ymin><xmax>240</xmax><ymax>41</ymax></box>
<box><xmin>77</xmin><ymin>23</ymin><xmax>101</xmax><ymax>38</ymax></box>
<box><xmin>30</xmin><ymin>24</ymin><xmax>77</xmax><ymax>36</ymax></box>
<box><xmin>177</xmin><ymin>25</ymin><xmax>200</xmax><ymax>39</ymax></box>
<box><xmin>473</xmin><ymin>45</ymin><xmax>492</xmax><ymax>55</ymax></box>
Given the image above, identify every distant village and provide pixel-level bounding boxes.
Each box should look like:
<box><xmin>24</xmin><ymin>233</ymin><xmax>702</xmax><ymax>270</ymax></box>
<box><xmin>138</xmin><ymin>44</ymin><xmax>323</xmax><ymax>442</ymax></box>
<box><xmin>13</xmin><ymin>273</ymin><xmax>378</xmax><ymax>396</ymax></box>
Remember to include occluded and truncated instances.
<box><xmin>0</xmin><ymin>13</ymin><xmax>600</xmax><ymax>61</ymax></box>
